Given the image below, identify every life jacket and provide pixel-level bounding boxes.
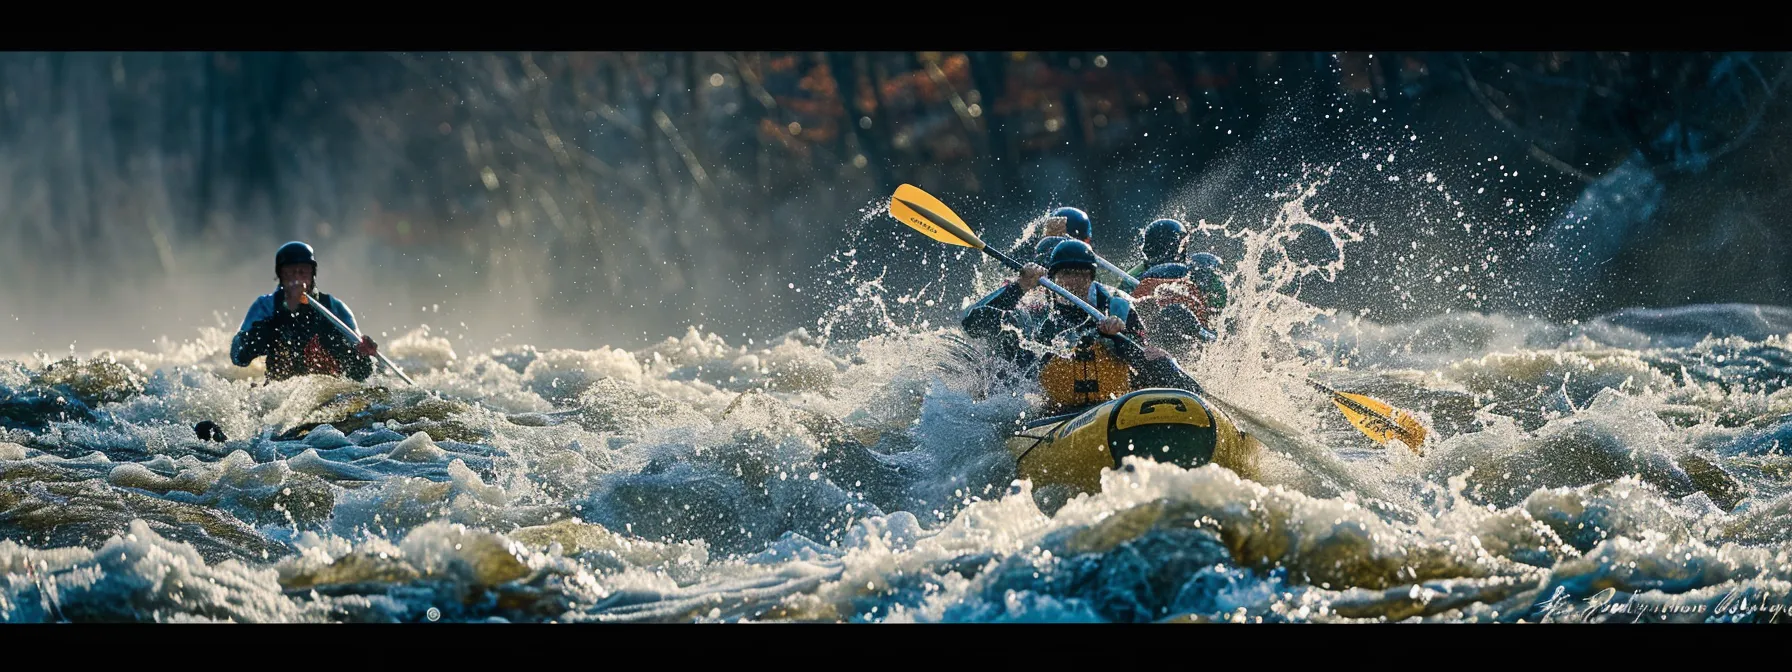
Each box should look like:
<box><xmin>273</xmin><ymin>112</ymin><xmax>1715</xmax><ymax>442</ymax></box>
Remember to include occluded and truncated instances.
<box><xmin>1131</xmin><ymin>264</ymin><xmax>1216</xmax><ymax>325</ymax></box>
<box><xmin>267</xmin><ymin>334</ymin><xmax>346</xmax><ymax>381</ymax></box>
<box><xmin>1035</xmin><ymin>285</ymin><xmax>1136</xmax><ymax>410</ymax></box>
<box><xmin>263</xmin><ymin>293</ymin><xmax>351</xmax><ymax>381</ymax></box>
<box><xmin>1038</xmin><ymin>336</ymin><xmax>1133</xmax><ymax>411</ymax></box>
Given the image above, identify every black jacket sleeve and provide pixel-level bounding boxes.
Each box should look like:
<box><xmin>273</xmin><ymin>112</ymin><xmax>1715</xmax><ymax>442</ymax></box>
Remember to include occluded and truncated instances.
<box><xmin>231</xmin><ymin>318</ymin><xmax>278</xmax><ymax>366</ymax></box>
<box><xmin>1107</xmin><ymin>333</ymin><xmax>1204</xmax><ymax>393</ymax></box>
<box><xmin>961</xmin><ymin>282</ymin><xmax>1028</xmax><ymax>340</ymax></box>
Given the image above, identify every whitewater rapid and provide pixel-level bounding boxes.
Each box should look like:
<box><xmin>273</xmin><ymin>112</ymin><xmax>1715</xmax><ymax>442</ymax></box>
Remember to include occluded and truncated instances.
<box><xmin>6</xmin><ymin>189</ymin><xmax>1792</xmax><ymax>623</ymax></box>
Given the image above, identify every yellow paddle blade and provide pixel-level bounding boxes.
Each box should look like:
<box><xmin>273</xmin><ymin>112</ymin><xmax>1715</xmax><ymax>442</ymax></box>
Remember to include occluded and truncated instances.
<box><xmin>1393</xmin><ymin>412</ymin><xmax>1429</xmax><ymax>453</ymax></box>
<box><xmin>1331</xmin><ymin>391</ymin><xmax>1428</xmax><ymax>455</ymax></box>
<box><xmin>890</xmin><ymin>184</ymin><xmax>986</xmax><ymax>249</ymax></box>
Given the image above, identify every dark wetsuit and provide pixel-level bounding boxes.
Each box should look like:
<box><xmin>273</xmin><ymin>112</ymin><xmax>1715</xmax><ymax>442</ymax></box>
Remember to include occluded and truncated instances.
<box><xmin>230</xmin><ymin>287</ymin><xmax>374</xmax><ymax>382</ymax></box>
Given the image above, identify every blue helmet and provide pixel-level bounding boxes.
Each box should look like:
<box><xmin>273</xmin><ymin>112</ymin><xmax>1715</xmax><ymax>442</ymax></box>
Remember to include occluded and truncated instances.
<box><xmin>1142</xmin><ymin>218</ymin><xmax>1188</xmax><ymax>264</ymax></box>
<box><xmin>1188</xmin><ymin>252</ymin><xmax>1222</xmax><ymax>271</ymax></box>
<box><xmin>1033</xmin><ymin>235</ymin><xmax>1070</xmax><ymax>264</ymax></box>
<box><xmin>1051</xmin><ymin>207</ymin><xmax>1092</xmax><ymax>242</ymax></box>
<box><xmin>1047</xmin><ymin>239</ymin><xmax>1099</xmax><ymax>274</ymax></box>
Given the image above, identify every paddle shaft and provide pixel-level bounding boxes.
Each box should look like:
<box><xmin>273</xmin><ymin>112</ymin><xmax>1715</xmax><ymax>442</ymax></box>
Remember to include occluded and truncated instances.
<box><xmin>1094</xmin><ymin>256</ymin><xmax>1135</xmax><ymax>288</ymax></box>
<box><xmin>301</xmin><ymin>292</ymin><xmax>416</xmax><ymax>386</ymax></box>
<box><xmin>979</xmin><ymin>245</ymin><xmax>1109</xmax><ymax>324</ymax></box>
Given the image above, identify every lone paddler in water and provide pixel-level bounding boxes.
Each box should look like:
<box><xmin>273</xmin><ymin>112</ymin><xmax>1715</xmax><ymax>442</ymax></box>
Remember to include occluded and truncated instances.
<box><xmin>196</xmin><ymin>241</ymin><xmax>413</xmax><ymax>445</ymax></box>
<box><xmin>230</xmin><ymin>241</ymin><xmax>411</xmax><ymax>385</ymax></box>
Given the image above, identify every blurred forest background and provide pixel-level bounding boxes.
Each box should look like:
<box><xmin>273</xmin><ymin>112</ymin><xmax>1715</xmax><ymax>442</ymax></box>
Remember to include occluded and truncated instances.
<box><xmin>3</xmin><ymin>51</ymin><xmax>1790</xmax><ymax>353</ymax></box>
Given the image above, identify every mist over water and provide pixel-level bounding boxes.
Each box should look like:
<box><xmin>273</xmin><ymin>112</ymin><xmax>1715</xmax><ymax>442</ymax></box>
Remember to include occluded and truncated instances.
<box><xmin>6</xmin><ymin>52</ymin><xmax>1792</xmax><ymax>623</ymax></box>
<box><xmin>12</xmin><ymin>51</ymin><xmax>1759</xmax><ymax>357</ymax></box>
<box><xmin>0</xmin><ymin>52</ymin><xmax>884</xmax><ymax>356</ymax></box>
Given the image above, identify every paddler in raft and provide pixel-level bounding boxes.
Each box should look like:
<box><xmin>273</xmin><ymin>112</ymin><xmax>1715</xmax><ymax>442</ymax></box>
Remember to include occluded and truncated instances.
<box><xmin>229</xmin><ymin>241</ymin><xmax>381</xmax><ymax>382</ymax></box>
<box><xmin>1123</xmin><ymin>218</ymin><xmax>1225</xmax><ymax>346</ymax></box>
<box><xmin>961</xmin><ymin>238</ymin><xmax>1262</xmax><ymax>512</ymax></box>
<box><xmin>962</xmin><ymin>238</ymin><xmax>1195</xmax><ymax>411</ymax></box>
<box><xmin>1005</xmin><ymin>206</ymin><xmax>1133</xmax><ymax>291</ymax></box>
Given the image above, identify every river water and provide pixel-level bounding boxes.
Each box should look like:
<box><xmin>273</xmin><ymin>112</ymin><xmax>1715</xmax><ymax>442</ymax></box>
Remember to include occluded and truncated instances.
<box><xmin>4</xmin><ymin>184</ymin><xmax>1791</xmax><ymax>624</ymax></box>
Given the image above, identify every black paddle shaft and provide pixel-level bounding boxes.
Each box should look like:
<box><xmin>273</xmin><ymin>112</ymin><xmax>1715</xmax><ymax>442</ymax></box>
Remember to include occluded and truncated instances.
<box><xmin>982</xmin><ymin>245</ymin><xmax>1025</xmax><ymax>271</ymax></box>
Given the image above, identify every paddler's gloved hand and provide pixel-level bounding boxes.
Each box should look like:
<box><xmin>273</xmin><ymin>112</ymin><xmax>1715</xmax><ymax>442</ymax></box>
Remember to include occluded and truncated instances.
<box><xmin>1017</xmin><ymin>263</ymin><xmax>1046</xmax><ymax>291</ymax></box>
<box><xmin>281</xmin><ymin>280</ymin><xmax>310</xmax><ymax>311</ymax></box>
<box><xmin>356</xmin><ymin>336</ymin><xmax>378</xmax><ymax>357</ymax></box>
<box><xmin>1097</xmin><ymin>316</ymin><xmax>1124</xmax><ymax>336</ymax></box>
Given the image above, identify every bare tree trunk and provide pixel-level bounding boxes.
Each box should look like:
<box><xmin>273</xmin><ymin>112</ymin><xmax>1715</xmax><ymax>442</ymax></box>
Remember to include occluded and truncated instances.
<box><xmin>681</xmin><ymin>52</ymin><xmax>707</xmax><ymax>170</ymax></box>
<box><xmin>828</xmin><ymin>51</ymin><xmax>892</xmax><ymax>192</ymax></box>
<box><xmin>196</xmin><ymin>54</ymin><xmax>218</xmax><ymax>241</ymax></box>
<box><xmin>1051</xmin><ymin>52</ymin><xmax>1107</xmax><ymax>231</ymax></box>
<box><xmin>969</xmin><ymin>51</ymin><xmax>1013</xmax><ymax>207</ymax></box>
<box><xmin>734</xmin><ymin>51</ymin><xmax>776</xmax><ymax>251</ymax></box>
<box><xmin>869</xmin><ymin>54</ymin><xmax>902</xmax><ymax>185</ymax></box>
<box><xmin>625</xmin><ymin>53</ymin><xmax>676</xmax><ymax>213</ymax></box>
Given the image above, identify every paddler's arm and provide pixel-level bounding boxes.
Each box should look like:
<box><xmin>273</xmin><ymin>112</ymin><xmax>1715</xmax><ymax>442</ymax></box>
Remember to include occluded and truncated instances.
<box><xmin>1099</xmin><ymin>287</ymin><xmax>1148</xmax><ymax>342</ymax></box>
<box><xmin>961</xmin><ymin>263</ymin><xmax>1044</xmax><ymax>339</ymax></box>
<box><xmin>1124</xmin><ymin>302</ymin><xmax>1147</xmax><ymax>341</ymax></box>
<box><xmin>1106</xmin><ymin>332</ymin><xmax>1205</xmax><ymax>394</ymax></box>
<box><xmin>230</xmin><ymin>296</ymin><xmax>277</xmax><ymax>367</ymax></box>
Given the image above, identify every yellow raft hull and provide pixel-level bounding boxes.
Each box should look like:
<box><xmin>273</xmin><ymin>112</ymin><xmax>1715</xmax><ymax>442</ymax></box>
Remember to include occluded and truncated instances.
<box><xmin>1005</xmin><ymin>388</ymin><xmax>1263</xmax><ymax>508</ymax></box>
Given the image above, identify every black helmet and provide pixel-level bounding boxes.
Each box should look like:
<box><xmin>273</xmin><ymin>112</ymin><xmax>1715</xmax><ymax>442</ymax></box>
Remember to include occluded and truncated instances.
<box><xmin>275</xmin><ymin>241</ymin><xmax>317</xmax><ymax>275</ymax></box>
<box><xmin>1050</xmin><ymin>207</ymin><xmax>1092</xmax><ymax>242</ymax></box>
<box><xmin>1188</xmin><ymin>252</ymin><xmax>1222</xmax><ymax>271</ymax></box>
<box><xmin>1142</xmin><ymin>218</ymin><xmax>1188</xmax><ymax>264</ymax></box>
<box><xmin>1033</xmin><ymin>235</ymin><xmax>1069</xmax><ymax>264</ymax></box>
<box><xmin>1047</xmin><ymin>239</ymin><xmax>1098</xmax><ymax>274</ymax></box>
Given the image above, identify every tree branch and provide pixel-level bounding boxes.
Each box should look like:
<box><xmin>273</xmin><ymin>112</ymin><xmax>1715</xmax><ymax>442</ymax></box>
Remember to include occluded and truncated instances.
<box><xmin>722</xmin><ymin>51</ymin><xmax>780</xmax><ymax>113</ymax></box>
<box><xmin>923</xmin><ymin>56</ymin><xmax>980</xmax><ymax>134</ymax></box>
<box><xmin>1458</xmin><ymin>54</ymin><xmax>1597</xmax><ymax>183</ymax></box>
<box><xmin>1696</xmin><ymin>54</ymin><xmax>1792</xmax><ymax>168</ymax></box>
<box><xmin>651</xmin><ymin>108</ymin><xmax>717</xmax><ymax>198</ymax></box>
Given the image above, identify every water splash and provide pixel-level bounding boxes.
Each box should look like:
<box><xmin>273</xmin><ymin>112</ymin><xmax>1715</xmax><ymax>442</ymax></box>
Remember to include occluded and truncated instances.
<box><xmin>7</xmin><ymin>177</ymin><xmax>1792</xmax><ymax>622</ymax></box>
